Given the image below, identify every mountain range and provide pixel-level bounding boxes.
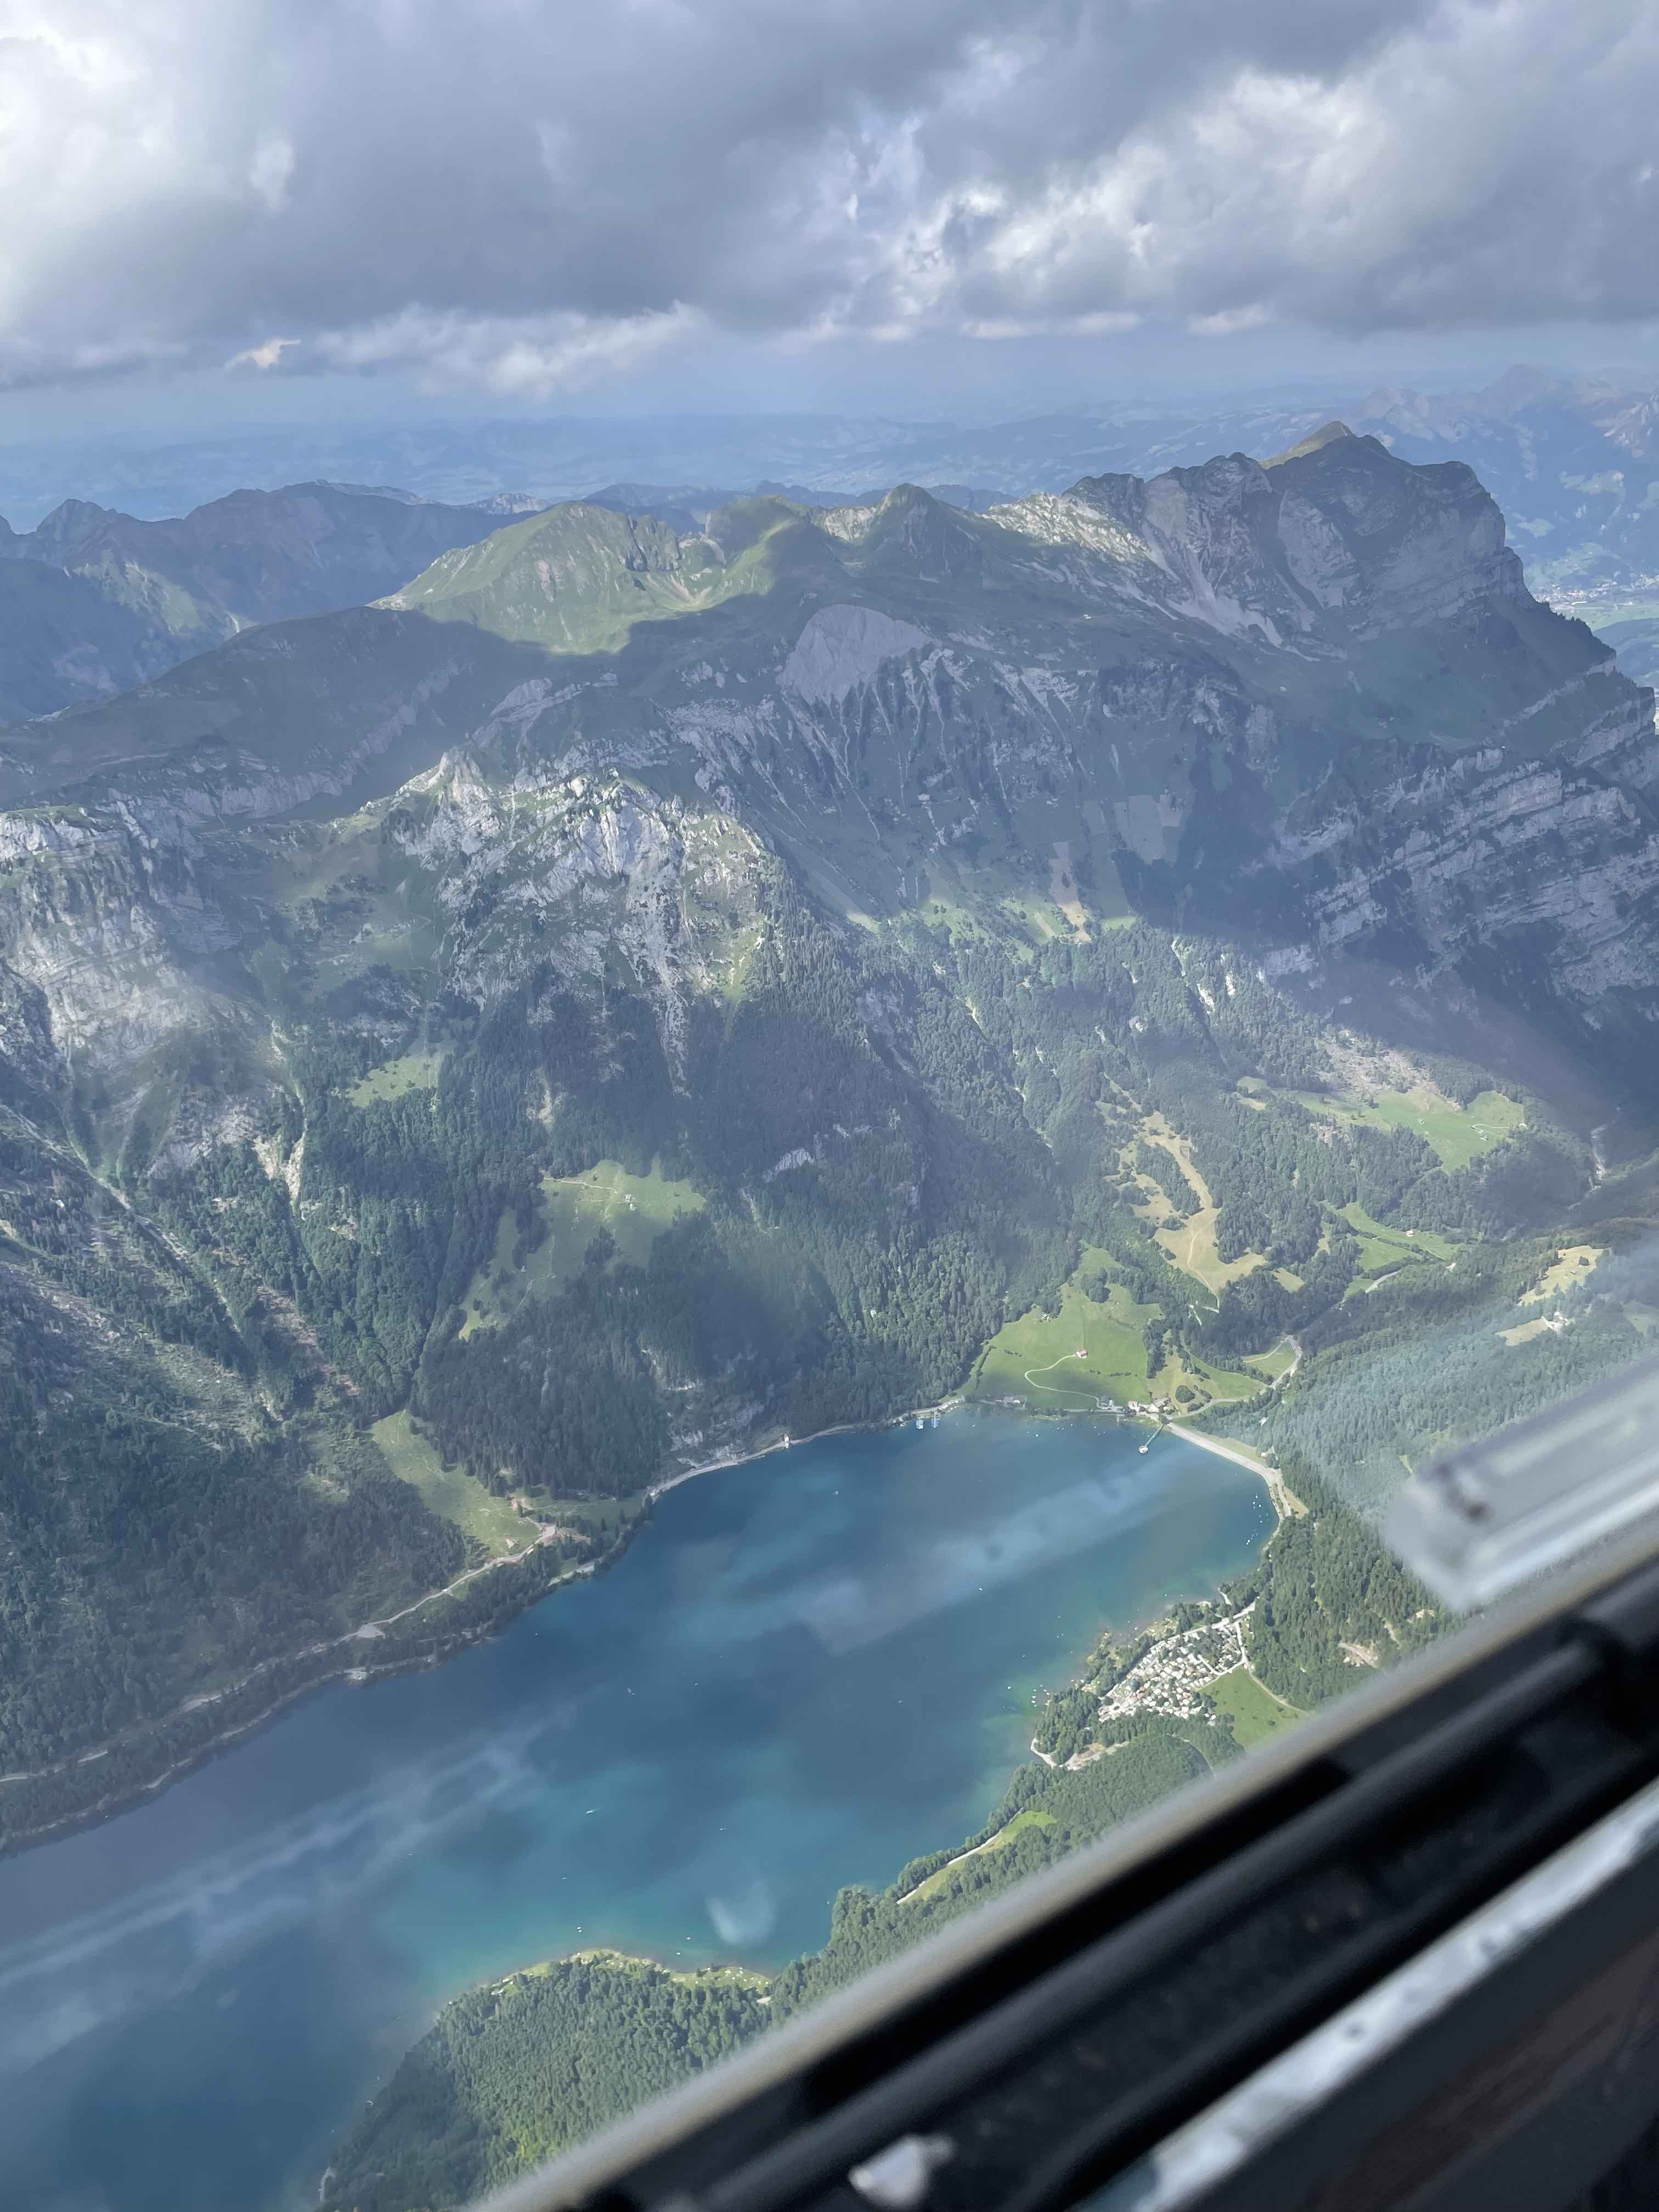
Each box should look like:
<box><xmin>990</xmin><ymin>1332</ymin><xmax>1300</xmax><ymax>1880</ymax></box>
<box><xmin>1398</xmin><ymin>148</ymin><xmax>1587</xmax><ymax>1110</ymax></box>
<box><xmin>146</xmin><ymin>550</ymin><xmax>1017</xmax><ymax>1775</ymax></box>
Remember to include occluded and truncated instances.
<box><xmin>0</xmin><ymin>479</ymin><xmax>538</xmax><ymax>719</ymax></box>
<box><xmin>2</xmin><ymin>420</ymin><xmax>1655</xmax><ymax>1853</ymax></box>
<box><xmin>10</xmin><ymin>366</ymin><xmax>1659</xmax><ymax>712</ymax></box>
<box><xmin>12</xmin><ymin>422</ymin><xmax>1647</xmax><ymax>1075</ymax></box>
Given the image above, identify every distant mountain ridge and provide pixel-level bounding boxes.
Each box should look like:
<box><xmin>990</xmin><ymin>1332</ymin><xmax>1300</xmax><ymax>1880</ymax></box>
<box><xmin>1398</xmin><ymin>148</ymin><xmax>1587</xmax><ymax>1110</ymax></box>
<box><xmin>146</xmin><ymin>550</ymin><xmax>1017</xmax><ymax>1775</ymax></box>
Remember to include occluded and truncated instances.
<box><xmin>0</xmin><ymin>475</ymin><xmax>1014</xmax><ymax>725</ymax></box>
<box><xmin>1347</xmin><ymin>370</ymin><xmax>1659</xmax><ymax>600</ymax></box>
<box><xmin>0</xmin><ymin>479</ymin><xmax>541</xmax><ymax>720</ymax></box>
<box><xmin>4</xmin><ymin>366</ymin><xmax>1658</xmax><ymax>584</ymax></box>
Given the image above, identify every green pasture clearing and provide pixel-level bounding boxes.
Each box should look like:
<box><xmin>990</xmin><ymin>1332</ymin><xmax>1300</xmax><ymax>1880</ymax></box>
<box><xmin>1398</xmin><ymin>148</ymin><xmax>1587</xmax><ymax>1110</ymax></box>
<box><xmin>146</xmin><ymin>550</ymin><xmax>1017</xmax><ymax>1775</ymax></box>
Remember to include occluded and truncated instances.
<box><xmin>1244</xmin><ymin>1340</ymin><xmax>1297</xmax><ymax>1381</ymax></box>
<box><xmin>534</xmin><ymin>1492</ymin><xmax>647</xmax><ymax>1539</ymax></box>
<box><xmin>970</xmin><ymin>1283</ymin><xmax>1150</xmax><ymax>1407</ymax></box>
<box><xmin>1047</xmin><ymin>840</ymin><xmax>1089</xmax><ymax>933</ymax></box>
<box><xmin>903</xmin><ymin>1808</ymin><xmax>1059</xmax><ymax>1905</ymax></box>
<box><xmin>1294</xmin><ymin>1085</ymin><xmax>1523</xmax><ymax>1173</ymax></box>
<box><xmin>1520</xmin><ymin>1244</ymin><xmax>1604</xmax><ymax>1305</ymax></box>
<box><xmin>912</xmin><ymin>885</ymin><xmax>1000</xmax><ymax>947</ymax></box>
<box><xmin>347</xmin><ymin>1048</ymin><xmax>445</xmax><ymax>1107</ymax></box>
<box><xmin>461</xmin><ymin>1159</ymin><xmax>705</xmax><ymax>1334</ymax></box>
<box><xmin>968</xmin><ymin>1266</ymin><xmax>1256</xmax><ymax>1411</ymax></box>
<box><xmin>1339</xmin><ymin>1203</ymin><xmax>1458</xmax><ymax>1271</ymax></box>
<box><xmin>372</xmin><ymin>1410</ymin><xmax>530</xmax><ymax>1558</ymax></box>
<box><xmin>997</xmin><ymin>890</ymin><xmax>1064</xmax><ymax>940</ymax></box>
<box><xmin>1498</xmin><ymin>1317</ymin><xmax>1559</xmax><ymax>1347</ymax></box>
<box><xmin>1206</xmin><ymin>1665</ymin><xmax>1304</xmax><ymax>1747</ymax></box>
<box><xmin>1165</xmin><ymin>1340</ymin><xmax>1259</xmax><ymax>1407</ymax></box>
<box><xmin>1133</xmin><ymin>1114</ymin><xmax>1271</xmax><ymax>1295</ymax></box>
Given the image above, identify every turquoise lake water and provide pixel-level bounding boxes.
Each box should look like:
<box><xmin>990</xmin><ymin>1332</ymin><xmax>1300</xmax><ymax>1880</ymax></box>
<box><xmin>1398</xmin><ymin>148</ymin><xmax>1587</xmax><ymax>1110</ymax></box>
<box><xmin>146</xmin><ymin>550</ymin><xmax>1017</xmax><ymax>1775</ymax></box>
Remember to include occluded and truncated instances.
<box><xmin>0</xmin><ymin>1412</ymin><xmax>1273</xmax><ymax>2212</ymax></box>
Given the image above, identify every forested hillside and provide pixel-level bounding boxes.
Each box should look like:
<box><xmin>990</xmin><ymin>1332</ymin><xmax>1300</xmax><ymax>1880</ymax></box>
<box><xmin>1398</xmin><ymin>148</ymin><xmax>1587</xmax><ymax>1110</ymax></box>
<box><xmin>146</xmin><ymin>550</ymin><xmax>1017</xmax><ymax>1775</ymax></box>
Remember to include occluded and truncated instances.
<box><xmin>331</xmin><ymin>1953</ymin><xmax>770</xmax><ymax>2209</ymax></box>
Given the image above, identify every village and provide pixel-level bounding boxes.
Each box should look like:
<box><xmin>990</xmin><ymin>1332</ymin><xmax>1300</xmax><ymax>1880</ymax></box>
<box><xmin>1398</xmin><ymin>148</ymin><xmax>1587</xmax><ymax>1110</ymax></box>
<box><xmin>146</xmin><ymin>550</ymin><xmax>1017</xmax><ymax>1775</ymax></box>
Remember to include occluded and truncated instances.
<box><xmin>1097</xmin><ymin>1606</ymin><xmax>1256</xmax><ymax>1724</ymax></box>
<box><xmin>991</xmin><ymin>1393</ymin><xmax>1176</xmax><ymax>1417</ymax></box>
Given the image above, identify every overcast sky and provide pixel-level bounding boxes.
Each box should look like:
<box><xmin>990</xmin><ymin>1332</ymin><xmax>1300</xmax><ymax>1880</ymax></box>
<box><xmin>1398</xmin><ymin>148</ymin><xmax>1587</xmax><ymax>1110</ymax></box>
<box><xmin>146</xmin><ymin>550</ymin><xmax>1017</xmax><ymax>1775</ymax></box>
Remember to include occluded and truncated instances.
<box><xmin>4</xmin><ymin>0</ymin><xmax>1658</xmax><ymax>432</ymax></box>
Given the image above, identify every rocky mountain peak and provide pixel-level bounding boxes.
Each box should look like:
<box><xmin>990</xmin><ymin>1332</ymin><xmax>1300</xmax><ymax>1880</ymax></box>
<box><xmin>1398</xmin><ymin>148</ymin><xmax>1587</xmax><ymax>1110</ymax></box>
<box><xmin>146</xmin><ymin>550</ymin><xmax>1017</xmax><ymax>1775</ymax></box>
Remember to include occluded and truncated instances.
<box><xmin>25</xmin><ymin>498</ymin><xmax>117</xmax><ymax>558</ymax></box>
<box><xmin>1262</xmin><ymin>420</ymin><xmax>1354</xmax><ymax>466</ymax></box>
<box><xmin>856</xmin><ymin>483</ymin><xmax>986</xmax><ymax>580</ymax></box>
<box><xmin>1466</xmin><ymin>365</ymin><xmax>1569</xmax><ymax>417</ymax></box>
<box><xmin>1046</xmin><ymin>427</ymin><xmax>1524</xmax><ymax>644</ymax></box>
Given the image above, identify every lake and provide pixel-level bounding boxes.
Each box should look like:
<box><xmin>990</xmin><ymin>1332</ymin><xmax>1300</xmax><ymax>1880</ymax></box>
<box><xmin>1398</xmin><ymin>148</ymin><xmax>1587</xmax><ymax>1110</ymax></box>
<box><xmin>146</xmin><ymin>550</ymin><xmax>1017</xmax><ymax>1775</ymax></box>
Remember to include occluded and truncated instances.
<box><xmin>0</xmin><ymin>1412</ymin><xmax>1273</xmax><ymax>2212</ymax></box>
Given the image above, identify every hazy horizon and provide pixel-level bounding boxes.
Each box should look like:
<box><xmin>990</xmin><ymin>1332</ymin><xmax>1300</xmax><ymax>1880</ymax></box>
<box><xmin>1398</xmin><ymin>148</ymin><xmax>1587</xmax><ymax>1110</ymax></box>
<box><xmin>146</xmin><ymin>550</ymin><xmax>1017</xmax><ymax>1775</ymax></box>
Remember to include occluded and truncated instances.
<box><xmin>6</xmin><ymin>0</ymin><xmax>1658</xmax><ymax>465</ymax></box>
<box><xmin>4</xmin><ymin>346</ymin><xmax>1658</xmax><ymax>532</ymax></box>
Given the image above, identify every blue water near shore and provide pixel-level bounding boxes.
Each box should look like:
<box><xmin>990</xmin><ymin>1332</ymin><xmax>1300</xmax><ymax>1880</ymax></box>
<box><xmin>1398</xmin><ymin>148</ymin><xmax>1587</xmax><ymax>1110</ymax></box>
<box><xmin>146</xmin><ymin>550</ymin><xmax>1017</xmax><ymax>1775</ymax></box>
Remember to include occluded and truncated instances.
<box><xmin>0</xmin><ymin>1412</ymin><xmax>1272</xmax><ymax>2212</ymax></box>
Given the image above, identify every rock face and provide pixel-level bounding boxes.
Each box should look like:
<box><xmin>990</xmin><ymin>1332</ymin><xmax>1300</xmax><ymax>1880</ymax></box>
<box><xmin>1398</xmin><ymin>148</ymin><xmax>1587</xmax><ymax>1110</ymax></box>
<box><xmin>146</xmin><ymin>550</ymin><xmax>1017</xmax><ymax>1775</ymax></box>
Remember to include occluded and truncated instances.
<box><xmin>1348</xmin><ymin>373</ymin><xmax>1659</xmax><ymax>602</ymax></box>
<box><xmin>778</xmin><ymin>605</ymin><xmax>933</xmax><ymax>703</ymax></box>
<box><xmin>383</xmin><ymin>759</ymin><xmax>773</xmax><ymax>1076</ymax></box>
<box><xmin>1001</xmin><ymin>426</ymin><xmax>1528</xmax><ymax>643</ymax></box>
<box><xmin>1</xmin><ymin>424</ymin><xmax>1654</xmax><ymax>1130</ymax></box>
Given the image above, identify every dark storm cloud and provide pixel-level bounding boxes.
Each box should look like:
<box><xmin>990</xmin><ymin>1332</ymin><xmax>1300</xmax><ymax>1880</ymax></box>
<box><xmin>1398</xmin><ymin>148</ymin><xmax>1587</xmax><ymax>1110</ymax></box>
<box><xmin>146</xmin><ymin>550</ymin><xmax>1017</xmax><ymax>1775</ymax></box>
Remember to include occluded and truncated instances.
<box><xmin>3</xmin><ymin>0</ymin><xmax>1655</xmax><ymax>393</ymax></box>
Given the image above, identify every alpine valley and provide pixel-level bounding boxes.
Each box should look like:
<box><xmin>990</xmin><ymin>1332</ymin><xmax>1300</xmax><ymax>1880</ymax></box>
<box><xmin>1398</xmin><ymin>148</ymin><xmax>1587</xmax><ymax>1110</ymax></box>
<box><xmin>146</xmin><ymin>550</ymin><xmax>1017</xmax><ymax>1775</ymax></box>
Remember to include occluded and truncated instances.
<box><xmin>4</xmin><ymin>423</ymin><xmax>1659</xmax><ymax>1928</ymax></box>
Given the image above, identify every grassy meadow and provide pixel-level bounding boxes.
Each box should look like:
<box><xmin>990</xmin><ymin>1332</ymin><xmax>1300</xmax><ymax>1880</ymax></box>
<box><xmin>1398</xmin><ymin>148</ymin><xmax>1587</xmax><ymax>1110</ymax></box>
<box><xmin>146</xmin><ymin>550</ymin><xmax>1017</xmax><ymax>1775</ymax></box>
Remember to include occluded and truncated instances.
<box><xmin>1520</xmin><ymin>1244</ymin><xmax>1604</xmax><ymax>1304</ymax></box>
<box><xmin>1289</xmin><ymin>1083</ymin><xmax>1525</xmax><ymax>1173</ymax></box>
<box><xmin>902</xmin><ymin>1808</ymin><xmax>1060</xmax><ymax>1906</ymax></box>
<box><xmin>967</xmin><ymin>1254</ymin><xmax>1259</xmax><ymax>1412</ymax></box>
<box><xmin>371</xmin><ymin>1409</ymin><xmax>531</xmax><ymax>1558</ymax></box>
<box><xmin>348</xmin><ymin>1049</ymin><xmax>446</xmax><ymax>1107</ymax></box>
<box><xmin>462</xmin><ymin>1159</ymin><xmax>704</xmax><ymax>1334</ymax></box>
<box><xmin>1130</xmin><ymin>1115</ymin><xmax>1267</xmax><ymax>1296</ymax></box>
<box><xmin>1206</xmin><ymin>1664</ymin><xmax>1304</xmax><ymax>1747</ymax></box>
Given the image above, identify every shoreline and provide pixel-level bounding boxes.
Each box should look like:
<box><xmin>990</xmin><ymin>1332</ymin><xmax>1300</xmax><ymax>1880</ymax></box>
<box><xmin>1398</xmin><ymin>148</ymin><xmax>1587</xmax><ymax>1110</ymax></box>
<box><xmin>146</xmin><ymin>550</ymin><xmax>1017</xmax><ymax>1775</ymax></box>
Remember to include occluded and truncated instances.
<box><xmin>0</xmin><ymin>1549</ymin><xmax>611</xmax><ymax>1859</ymax></box>
<box><xmin>1160</xmin><ymin>1420</ymin><xmax>1307</xmax><ymax>1521</ymax></box>
<box><xmin>0</xmin><ymin>1394</ymin><xmax>966</xmax><ymax>1858</ymax></box>
<box><xmin>647</xmin><ymin>1395</ymin><xmax>964</xmax><ymax>1502</ymax></box>
<box><xmin>322</xmin><ymin>1408</ymin><xmax>1282</xmax><ymax>2188</ymax></box>
<box><xmin>0</xmin><ymin>1396</ymin><xmax>1279</xmax><ymax>1861</ymax></box>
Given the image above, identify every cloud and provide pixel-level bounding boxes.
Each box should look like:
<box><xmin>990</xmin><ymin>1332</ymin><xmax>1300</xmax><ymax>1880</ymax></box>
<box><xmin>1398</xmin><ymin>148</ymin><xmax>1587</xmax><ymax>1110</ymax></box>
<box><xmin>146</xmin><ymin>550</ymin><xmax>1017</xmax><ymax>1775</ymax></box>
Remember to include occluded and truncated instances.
<box><xmin>309</xmin><ymin>304</ymin><xmax>704</xmax><ymax>398</ymax></box>
<box><xmin>247</xmin><ymin>132</ymin><xmax>295</xmax><ymax>215</ymax></box>
<box><xmin>0</xmin><ymin>0</ymin><xmax>1656</xmax><ymax>393</ymax></box>
<box><xmin>226</xmin><ymin>334</ymin><xmax>300</xmax><ymax>371</ymax></box>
